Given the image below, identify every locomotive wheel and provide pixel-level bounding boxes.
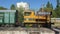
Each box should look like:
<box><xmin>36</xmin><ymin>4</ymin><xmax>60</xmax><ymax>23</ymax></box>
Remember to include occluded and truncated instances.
<box><xmin>47</xmin><ymin>24</ymin><xmax>51</xmax><ymax>28</ymax></box>
<box><xmin>46</xmin><ymin>22</ymin><xmax>51</xmax><ymax>28</ymax></box>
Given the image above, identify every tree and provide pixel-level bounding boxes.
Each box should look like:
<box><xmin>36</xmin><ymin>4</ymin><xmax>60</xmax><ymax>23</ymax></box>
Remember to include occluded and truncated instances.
<box><xmin>10</xmin><ymin>4</ymin><xmax>16</xmax><ymax>10</ymax></box>
<box><xmin>55</xmin><ymin>6</ymin><xmax>60</xmax><ymax>18</ymax></box>
<box><xmin>55</xmin><ymin>0</ymin><xmax>60</xmax><ymax>18</ymax></box>
<box><xmin>0</xmin><ymin>6</ymin><xmax>7</xmax><ymax>10</ymax></box>
<box><xmin>39</xmin><ymin>1</ymin><xmax>53</xmax><ymax>12</ymax></box>
<box><xmin>52</xmin><ymin>10</ymin><xmax>57</xmax><ymax>18</ymax></box>
<box><xmin>50</xmin><ymin>3</ymin><xmax>53</xmax><ymax>9</ymax></box>
<box><xmin>17</xmin><ymin>6</ymin><xmax>24</xmax><ymax>23</ymax></box>
<box><xmin>46</xmin><ymin>1</ymin><xmax>51</xmax><ymax>8</ymax></box>
<box><xmin>44</xmin><ymin>1</ymin><xmax>53</xmax><ymax>12</ymax></box>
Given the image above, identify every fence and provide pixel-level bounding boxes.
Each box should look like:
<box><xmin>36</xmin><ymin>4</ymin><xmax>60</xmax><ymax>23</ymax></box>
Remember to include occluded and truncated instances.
<box><xmin>51</xmin><ymin>18</ymin><xmax>60</xmax><ymax>23</ymax></box>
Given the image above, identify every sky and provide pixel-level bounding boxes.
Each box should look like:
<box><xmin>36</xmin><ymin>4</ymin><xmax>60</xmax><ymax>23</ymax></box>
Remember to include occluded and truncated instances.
<box><xmin>0</xmin><ymin>0</ymin><xmax>57</xmax><ymax>10</ymax></box>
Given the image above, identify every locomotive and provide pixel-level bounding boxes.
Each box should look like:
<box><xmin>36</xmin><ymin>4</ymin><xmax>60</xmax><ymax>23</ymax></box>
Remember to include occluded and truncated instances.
<box><xmin>24</xmin><ymin>10</ymin><xmax>53</xmax><ymax>28</ymax></box>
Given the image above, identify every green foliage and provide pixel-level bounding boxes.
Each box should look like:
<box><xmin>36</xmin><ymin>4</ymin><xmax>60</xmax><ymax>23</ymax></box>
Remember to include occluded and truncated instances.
<box><xmin>44</xmin><ymin>7</ymin><xmax>53</xmax><ymax>12</ymax></box>
<box><xmin>52</xmin><ymin>10</ymin><xmax>57</xmax><ymax>18</ymax></box>
<box><xmin>50</xmin><ymin>3</ymin><xmax>53</xmax><ymax>9</ymax></box>
<box><xmin>45</xmin><ymin>1</ymin><xmax>53</xmax><ymax>12</ymax></box>
<box><xmin>46</xmin><ymin>1</ymin><xmax>52</xmax><ymax>8</ymax></box>
<box><xmin>10</xmin><ymin>4</ymin><xmax>16</xmax><ymax>10</ymax></box>
<box><xmin>0</xmin><ymin>6</ymin><xmax>7</xmax><ymax>10</ymax></box>
<box><xmin>39</xmin><ymin>1</ymin><xmax>53</xmax><ymax>12</ymax></box>
<box><xmin>17</xmin><ymin>7</ymin><xmax>24</xmax><ymax>23</ymax></box>
<box><xmin>55</xmin><ymin>7</ymin><xmax>60</xmax><ymax>18</ymax></box>
<box><xmin>54</xmin><ymin>0</ymin><xmax>60</xmax><ymax>18</ymax></box>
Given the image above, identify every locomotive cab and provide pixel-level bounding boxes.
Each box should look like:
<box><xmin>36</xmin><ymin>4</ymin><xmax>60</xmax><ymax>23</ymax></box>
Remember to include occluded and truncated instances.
<box><xmin>24</xmin><ymin>11</ymin><xmax>36</xmax><ymax>23</ymax></box>
<box><xmin>24</xmin><ymin>12</ymin><xmax>31</xmax><ymax>16</ymax></box>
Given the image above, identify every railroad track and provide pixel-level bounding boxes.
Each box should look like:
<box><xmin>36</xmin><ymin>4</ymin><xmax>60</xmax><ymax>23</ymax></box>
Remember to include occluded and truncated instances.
<box><xmin>0</xmin><ymin>27</ymin><xmax>59</xmax><ymax>34</ymax></box>
<box><xmin>0</xmin><ymin>27</ymin><xmax>55</xmax><ymax>34</ymax></box>
<box><xmin>51</xmin><ymin>27</ymin><xmax>60</xmax><ymax>34</ymax></box>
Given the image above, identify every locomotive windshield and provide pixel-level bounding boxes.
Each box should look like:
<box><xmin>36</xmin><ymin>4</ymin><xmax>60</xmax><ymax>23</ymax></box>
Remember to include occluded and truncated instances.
<box><xmin>24</xmin><ymin>12</ymin><xmax>31</xmax><ymax>16</ymax></box>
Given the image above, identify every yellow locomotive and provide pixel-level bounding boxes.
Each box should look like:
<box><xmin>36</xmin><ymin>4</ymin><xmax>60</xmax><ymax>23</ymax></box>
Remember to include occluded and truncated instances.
<box><xmin>24</xmin><ymin>10</ymin><xmax>53</xmax><ymax>28</ymax></box>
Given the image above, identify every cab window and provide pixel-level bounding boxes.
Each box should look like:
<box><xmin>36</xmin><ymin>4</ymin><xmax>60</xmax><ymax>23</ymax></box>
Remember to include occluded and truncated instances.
<box><xmin>24</xmin><ymin>12</ymin><xmax>31</xmax><ymax>16</ymax></box>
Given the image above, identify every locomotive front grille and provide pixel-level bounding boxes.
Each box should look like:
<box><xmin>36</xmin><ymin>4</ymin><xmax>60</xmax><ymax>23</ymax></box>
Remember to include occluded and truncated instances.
<box><xmin>35</xmin><ymin>19</ymin><xmax>47</xmax><ymax>23</ymax></box>
<box><xmin>36</xmin><ymin>19</ymin><xmax>47</xmax><ymax>22</ymax></box>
